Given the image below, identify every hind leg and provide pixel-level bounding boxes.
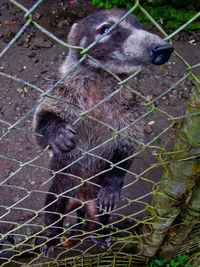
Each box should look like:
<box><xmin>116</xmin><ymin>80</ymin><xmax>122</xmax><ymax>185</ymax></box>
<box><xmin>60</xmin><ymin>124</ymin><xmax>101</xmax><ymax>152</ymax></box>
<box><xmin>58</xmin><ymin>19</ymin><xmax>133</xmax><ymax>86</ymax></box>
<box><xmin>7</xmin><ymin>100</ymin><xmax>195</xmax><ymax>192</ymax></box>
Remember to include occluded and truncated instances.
<box><xmin>41</xmin><ymin>180</ymin><xmax>80</xmax><ymax>255</ymax></box>
<box><xmin>69</xmin><ymin>206</ymin><xmax>85</xmax><ymax>239</ymax></box>
<box><xmin>40</xmin><ymin>191</ymin><xmax>66</xmax><ymax>255</ymax></box>
<box><xmin>85</xmin><ymin>201</ymin><xmax>112</xmax><ymax>249</ymax></box>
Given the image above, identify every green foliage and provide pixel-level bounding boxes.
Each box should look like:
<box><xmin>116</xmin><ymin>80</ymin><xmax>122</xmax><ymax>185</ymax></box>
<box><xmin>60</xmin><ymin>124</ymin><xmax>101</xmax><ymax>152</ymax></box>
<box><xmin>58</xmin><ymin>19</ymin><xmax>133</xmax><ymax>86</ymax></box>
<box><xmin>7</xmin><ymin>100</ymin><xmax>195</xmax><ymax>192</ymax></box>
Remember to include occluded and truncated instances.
<box><xmin>147</xmin><ymin>254</ymin><xmax>194</xmax><ymax>267</ymax></box>
<box><xmin>91</xmin><ymin>0</ymin><xmax>134</xmax><ymax>9</ymax></box>
<box><xmin>148</xmin><ymin>257</ymin><xmax>166</xmax><ymax>267</ymax></box>
<box><xmin>137</xmin><ymin>3</ymin><xmax>199</xmax><ymax>30</ymax></box>
<box><xmin>91</xmin><ymin>0</ymin><xmax>200</xmax><ymax>30</ymax></box>
<box><xmin>170</xmin><ymin>254</ymin><xmax>189</xmax><ymax>266</ymax></box>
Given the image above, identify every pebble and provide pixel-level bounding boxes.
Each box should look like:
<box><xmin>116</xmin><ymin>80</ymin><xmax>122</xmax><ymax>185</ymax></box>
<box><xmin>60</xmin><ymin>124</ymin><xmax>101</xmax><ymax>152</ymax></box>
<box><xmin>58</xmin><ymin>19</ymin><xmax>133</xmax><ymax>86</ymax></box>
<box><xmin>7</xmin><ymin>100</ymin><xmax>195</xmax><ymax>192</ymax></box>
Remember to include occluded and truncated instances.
<box><xmin>144</xmin><ymin>123</ymin><xmax>153</xmax><ymax>134</ymax></box>
<box><xmin>181</xmin><ymin>89</ymin><xmax>190</xmax><ymax>99</ymax></box>
<box><xmin>35</xmin><ymin>13</ymin><xmax>42</xmax><ymax>20</ymax></box>
<box><xmin>27</xmin><ymin>52</ymin><xmax>36</xmax><ymax>58</ymax></box>
<box><xmin>16</xmin><ymin>86</ymin><xmax>28</xmax><ymax>94</ymax></box>
<box><xmin>24</xmin><ymin>43</ymin><xmax>29</xmax><ymax>48</ymax></box>
<box><xmin>3</xmin><ymin>31</ymin><xmax>15</xmax><ymax>43</ymax></box>
<box><xmin>165</xmin><ymin>100</ymin><xmax>170</xmax><ymax>105</ymax></box>
<box><xmin>169</xmin><ymin>98</ymin><xmax>177</xmax><ymax>106</ymax></box>
<box><xmin>14</xmin><ymin>197</ymin><xmax>20</xmax><ymax>202</ymax></box>
<box><xmin>30</xmin><ymin>37</ymin><xmax>53</xmax><ymax>49</ymax></box>
<box><xmin>146</xmin><ymin>95</ymin><xmax>153</xmax><ymax>101</ymax></box>
<box><xmin>148</xmin><ymin>120</ymin><xmax>155</xmax><ymax>126</ymax></box>
<box><xmin>17</xmin><ymin>39</ymin><xmax>23</xmax><ymax>46</ymax></box>
<box><xmin>172</xmin><ymin>89</ymin><xmax>177</xmax><ymax>95</ymax></box>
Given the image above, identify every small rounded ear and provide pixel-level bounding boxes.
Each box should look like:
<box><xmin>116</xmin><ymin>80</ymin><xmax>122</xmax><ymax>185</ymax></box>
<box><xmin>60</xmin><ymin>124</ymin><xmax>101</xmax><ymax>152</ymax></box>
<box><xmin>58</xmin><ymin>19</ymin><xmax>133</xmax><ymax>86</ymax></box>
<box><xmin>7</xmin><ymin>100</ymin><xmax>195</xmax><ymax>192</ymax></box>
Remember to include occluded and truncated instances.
<box><xmin>67</xmin><ymin>23</ymin><xmax>78</xmax><ymax>44</ymax></box>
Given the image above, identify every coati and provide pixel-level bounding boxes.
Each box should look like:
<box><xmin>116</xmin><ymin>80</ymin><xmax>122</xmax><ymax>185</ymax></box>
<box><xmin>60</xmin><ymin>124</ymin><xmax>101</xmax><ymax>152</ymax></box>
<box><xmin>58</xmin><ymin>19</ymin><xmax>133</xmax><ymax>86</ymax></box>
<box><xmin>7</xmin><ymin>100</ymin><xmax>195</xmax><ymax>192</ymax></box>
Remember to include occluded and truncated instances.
<box><xmin>33</xmin><ymin>8</ymin><xmax>173</xmax><ymax>254</ymax></box>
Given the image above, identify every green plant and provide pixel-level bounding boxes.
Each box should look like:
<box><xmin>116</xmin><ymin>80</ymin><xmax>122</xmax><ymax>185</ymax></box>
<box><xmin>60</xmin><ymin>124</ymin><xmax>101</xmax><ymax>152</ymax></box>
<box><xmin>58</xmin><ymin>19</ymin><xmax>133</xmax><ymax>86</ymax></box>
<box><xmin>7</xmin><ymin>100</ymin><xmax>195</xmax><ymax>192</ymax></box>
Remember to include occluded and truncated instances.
<box><xmin>91</xmin><ymin>0</ymin><xmax>134</xmax><ymax>9</ymax></box>
<box><xmin>147</xmin><ymin>254</ymin><xmax>191</xmax><ymax>267</ymax></box>
<box><xmin>170</xmin><ymin>254</ymin><xmax>189</xmax><ymax>267</ymax></box>
<box><xmin>91</xmin><ymin>0</ymin><xmax>200</xmax><ymax>30</ymax></box>
<box><xmin>148</xmin><ymin>257</ymin><xmax>166</xmax><ymax>267</ymax></box>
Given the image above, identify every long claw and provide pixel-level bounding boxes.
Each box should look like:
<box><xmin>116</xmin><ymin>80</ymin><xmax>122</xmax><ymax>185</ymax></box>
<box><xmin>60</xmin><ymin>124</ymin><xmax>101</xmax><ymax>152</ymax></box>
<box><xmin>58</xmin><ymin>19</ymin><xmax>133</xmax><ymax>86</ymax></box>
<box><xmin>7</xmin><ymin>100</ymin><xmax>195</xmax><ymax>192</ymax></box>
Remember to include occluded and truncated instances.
<box><xmin>108</xmin><ymin>204</ymin><xmax>112</xmax><ymax>213</ymax></box>
<box><xmin>91</xmin><ymin>235</ymin><xmax>112</xmax><ymax>249</ymax></box>
<box><xmin>98</xmin><ymin>185</ymin><xmax>121</xmax><ymax>213</ymax></box>
<box><xmin>105</xmin><ymin>204</ymin><xmax>109</xmax><ymax>213</ymax></box>
<box><xmin>99</xmin><ymin>203</ymin><xmax>102</xmax><ymax>213</ymax></box>
<box><xmin>40</xmin><ymin>244</ymin><xmax>55</xmax><ymax>256</ymax></box>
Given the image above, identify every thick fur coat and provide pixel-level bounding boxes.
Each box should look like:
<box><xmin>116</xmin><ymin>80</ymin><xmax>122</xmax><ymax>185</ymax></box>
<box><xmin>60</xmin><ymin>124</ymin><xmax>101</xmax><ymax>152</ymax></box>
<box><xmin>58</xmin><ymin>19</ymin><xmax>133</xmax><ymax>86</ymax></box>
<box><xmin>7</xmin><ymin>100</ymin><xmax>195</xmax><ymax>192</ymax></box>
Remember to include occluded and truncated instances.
<box><xmin>33</xmin><ymin>9</ymin><xmax>173</xmax><ymax>253</ymax></box>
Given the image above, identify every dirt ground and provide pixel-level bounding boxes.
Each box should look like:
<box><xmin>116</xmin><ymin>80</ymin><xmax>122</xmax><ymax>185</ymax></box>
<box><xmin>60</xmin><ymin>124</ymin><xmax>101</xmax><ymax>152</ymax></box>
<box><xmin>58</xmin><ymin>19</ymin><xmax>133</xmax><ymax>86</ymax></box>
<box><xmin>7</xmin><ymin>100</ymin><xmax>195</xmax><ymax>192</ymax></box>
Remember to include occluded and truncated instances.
<box><xmin>0</xmin><ymin>0</ymin><xmax>200</xmax><ymax>264</ymax></box>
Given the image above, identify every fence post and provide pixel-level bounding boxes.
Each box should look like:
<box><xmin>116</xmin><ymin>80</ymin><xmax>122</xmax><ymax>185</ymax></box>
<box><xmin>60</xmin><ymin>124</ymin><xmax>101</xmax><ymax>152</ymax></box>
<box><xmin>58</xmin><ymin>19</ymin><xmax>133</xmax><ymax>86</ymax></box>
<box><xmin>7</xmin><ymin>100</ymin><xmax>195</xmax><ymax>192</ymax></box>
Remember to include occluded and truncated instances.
<box><xmin>140</xmin><ymin>76</ymin><xmax>200</xmax><ymax>257</ymax></box>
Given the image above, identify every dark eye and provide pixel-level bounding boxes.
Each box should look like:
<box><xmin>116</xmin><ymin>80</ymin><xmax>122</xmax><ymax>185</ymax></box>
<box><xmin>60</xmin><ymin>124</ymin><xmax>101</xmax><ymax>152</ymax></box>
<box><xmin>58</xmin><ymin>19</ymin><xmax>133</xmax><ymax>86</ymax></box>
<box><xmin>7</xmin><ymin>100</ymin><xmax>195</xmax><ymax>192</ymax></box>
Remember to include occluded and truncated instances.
<box><xmin>98</xmin><ymin>24</ymin><xmax>111</xmax><ymax>35</ymax></box>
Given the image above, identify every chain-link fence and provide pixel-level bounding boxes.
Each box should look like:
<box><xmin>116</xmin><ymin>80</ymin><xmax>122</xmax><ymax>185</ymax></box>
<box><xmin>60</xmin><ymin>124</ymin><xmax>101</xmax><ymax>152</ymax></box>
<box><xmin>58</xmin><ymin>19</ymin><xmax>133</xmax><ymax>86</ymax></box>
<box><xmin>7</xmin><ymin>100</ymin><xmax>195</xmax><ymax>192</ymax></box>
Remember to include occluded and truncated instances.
<box><xmin>0</xmin><ymin>0</ymin><xmax>200</xmax><ymax>266</ymax></box>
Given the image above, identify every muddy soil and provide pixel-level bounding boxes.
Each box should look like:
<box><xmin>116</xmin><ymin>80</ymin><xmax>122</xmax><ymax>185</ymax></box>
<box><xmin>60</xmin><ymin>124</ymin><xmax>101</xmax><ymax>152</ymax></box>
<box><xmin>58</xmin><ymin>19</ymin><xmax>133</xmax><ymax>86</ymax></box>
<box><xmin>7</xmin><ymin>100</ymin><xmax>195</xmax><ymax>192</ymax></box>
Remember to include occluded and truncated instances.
<box><xmin>0</xmin><ymin>0</ymin><xmax>199</xmax><ymax>264</ymax></box>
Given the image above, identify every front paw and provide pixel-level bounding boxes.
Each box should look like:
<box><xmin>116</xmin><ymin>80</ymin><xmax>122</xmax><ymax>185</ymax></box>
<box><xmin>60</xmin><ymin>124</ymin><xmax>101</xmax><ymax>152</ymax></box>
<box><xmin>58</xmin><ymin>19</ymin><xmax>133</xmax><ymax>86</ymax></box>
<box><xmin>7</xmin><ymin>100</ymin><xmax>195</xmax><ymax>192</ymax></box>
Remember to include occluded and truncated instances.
<box><xmin>98</xmin><ymin>184</ymin><xmax>121</xmax><ymax>213</ymax></box>
<box><xmin>91</xmin><ymin>235</ymin><xmax>112</xmax><ymax>249</ymax></box>
<box><xmin>49</xmin><ymin>123</ymin><xmax>76</xmax><ymax>153</ymax></box>
<box><xmin>36</xmin><ymin>236</ymin><xmax>58</xmax><ymax>256</ymax></box>
<box><xmin>40</xmin><ymin>243</ymin><xmax>55</xmax><ymax>256</ymax></box>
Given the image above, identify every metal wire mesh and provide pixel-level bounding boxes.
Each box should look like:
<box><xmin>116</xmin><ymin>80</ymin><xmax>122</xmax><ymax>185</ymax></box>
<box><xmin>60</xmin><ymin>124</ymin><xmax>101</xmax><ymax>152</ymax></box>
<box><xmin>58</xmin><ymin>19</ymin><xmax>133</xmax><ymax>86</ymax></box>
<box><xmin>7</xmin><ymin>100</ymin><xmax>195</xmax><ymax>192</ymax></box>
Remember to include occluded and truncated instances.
<box><xmin>0</xmin><ymin>0</ymin><xmax>200</xmax><ymax>266</ymax></box>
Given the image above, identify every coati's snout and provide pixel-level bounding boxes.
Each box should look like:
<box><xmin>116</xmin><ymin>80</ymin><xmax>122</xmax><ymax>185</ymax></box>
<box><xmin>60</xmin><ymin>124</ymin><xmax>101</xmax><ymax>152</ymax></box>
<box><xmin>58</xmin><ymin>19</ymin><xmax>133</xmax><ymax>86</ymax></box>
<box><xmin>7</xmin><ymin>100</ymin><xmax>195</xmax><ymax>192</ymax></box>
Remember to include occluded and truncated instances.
<box><xmin>149</xmin><ymin>44</ymin><xmax>174</xmax><ymax>65</ymax></box>
<box><xmin>60</xmin><ymin>8</ymin><xmax>174</xmax><ymax>76</ymax></box>
<box><xmin>120</xmin><ymin>28</ymin><xmax>174</xmax><ymax>72</ymax></box>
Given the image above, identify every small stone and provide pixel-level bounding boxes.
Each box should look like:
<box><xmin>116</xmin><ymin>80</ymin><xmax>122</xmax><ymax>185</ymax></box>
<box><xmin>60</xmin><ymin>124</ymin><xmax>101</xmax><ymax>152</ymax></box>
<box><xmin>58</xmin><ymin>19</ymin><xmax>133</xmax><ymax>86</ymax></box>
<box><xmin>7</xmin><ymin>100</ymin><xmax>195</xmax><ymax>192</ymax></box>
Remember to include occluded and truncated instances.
<box><xmin>181</xmin><ymin>89</ymin><xmax>190</xmax><ymax>100</ymax></box>
<box><xmin>17</xmin><ymin>86</ymin><xmax>28</xmax><ymax>94</ymax></box>
<box><xmin>148</xmin><ymin>120</ymin><xmax>155</xmax><ymax>126</ymax></box>
<box><xmin>144</xmin><ymin>123</ymin><xmax>153</xmax><ymax>134</ymax></box>
<box><xmin>3</xmin><ymin>31</ymin><xmax>15</xmax><ymax>43</ymax></box>
<box><xmin>35</xmin><ymin>13</ymin><xmax>42</xmax><ymax>20</ymax></box>
<box><xmin>6</xmin><ymin>169</ymin><xmax>12</xmax><ymax>175</ymax></box>
<box><xmin>30</xmin><ymin>37</ymin><xmax>53</xmax><ymax>49</ymax></box>
<box><xmin>172</xmin><ymin>90</ymin><xmax>177</xmax><ymax>95</ymax></box>
<box><xmin>165</xmin><ymin>100</ymin><xmax>169</xmax><ymax>105</ymax></box>
<box><xmin>24</xmin><ymin>42</ymin><xmax>29</xmax><ymax>48</ymax></box>
<box><xmin>188</xmin><ymin>39</ymin><xmax>196</xmax><ymax>45</ymax></box>
<box><xmin>146</xmin><ymin>95</ymin><xmax>153</xmax><ymax>101</ymax></box>
<box><xmin>27</xmin><ymin>52</ymin><xmax>36</xmax><ymax>58</ymax></box>
<box><xmin>14</xmin><ymin>197</ymin><xmax>20</xmax><ymax>202</ymax></box>
<box><xmin>41</xmin><ymin>70</ymin><xmax>48</xmax><ymax>74</ymax></box>
<box><xmin>17</xmin><ymin>39</ymin><xmax>23</xmax><ymax>46</ymax></box>
<box><xmin>169</xmin><ymin>98</ymin><xmax>177</xmax><ymax>106</ymax></box>
<box><xmin>58</xmin><ymin>19</ymin><xmax>71</xmax><ymax>28</ymax></box>
<box><xmin>178</xmin><ymin>94</ymin><xmax>182</xmax><ymax>100</ymax></box>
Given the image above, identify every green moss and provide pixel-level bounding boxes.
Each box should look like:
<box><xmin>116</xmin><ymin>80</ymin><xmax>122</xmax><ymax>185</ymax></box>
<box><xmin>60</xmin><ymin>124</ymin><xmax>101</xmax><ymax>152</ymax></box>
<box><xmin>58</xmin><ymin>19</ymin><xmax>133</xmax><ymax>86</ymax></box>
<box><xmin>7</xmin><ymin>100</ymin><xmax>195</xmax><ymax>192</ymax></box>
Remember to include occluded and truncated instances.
<box><xmin>147</xmin><ymin>254</ymin><xmax>191</xmax><ymax>267</ymax></box>
<box><xmin>91</xmin><ymin>0</ymin><xmax>200</xmax><ymax>30</ymax></box>
<box><xmin>140</xmin><ymin>4</ymin><xmax>200</xmax><ymax>30</ymax></box>
<box><xmin>92</xmin><ymin>0</ymin><xmax>135</xmax><ymax>9</ymax></box>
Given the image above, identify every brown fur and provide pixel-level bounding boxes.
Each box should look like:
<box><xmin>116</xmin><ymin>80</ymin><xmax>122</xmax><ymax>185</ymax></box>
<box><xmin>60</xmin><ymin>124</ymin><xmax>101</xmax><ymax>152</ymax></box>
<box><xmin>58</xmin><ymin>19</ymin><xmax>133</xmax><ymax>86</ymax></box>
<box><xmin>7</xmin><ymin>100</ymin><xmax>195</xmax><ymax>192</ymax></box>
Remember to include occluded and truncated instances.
<box><xmin>33</xmin><ymin>9</ymin><xmax>173</xmax><ymax>253</ymax></box>
<box><xmin>34</xmin><ymin>68</ymin><xmax>143</xmax><ymax>203</ymax></box>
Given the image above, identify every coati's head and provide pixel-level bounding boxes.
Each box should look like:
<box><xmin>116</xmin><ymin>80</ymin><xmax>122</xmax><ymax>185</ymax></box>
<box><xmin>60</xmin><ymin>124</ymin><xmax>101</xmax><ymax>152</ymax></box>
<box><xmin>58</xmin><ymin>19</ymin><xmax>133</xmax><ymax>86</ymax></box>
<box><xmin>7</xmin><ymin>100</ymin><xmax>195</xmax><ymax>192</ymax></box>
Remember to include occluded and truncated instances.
<box><xmin>60</xmin><ymin>9</ymin><xmax>173</xmax><ymax>76</ymax></box>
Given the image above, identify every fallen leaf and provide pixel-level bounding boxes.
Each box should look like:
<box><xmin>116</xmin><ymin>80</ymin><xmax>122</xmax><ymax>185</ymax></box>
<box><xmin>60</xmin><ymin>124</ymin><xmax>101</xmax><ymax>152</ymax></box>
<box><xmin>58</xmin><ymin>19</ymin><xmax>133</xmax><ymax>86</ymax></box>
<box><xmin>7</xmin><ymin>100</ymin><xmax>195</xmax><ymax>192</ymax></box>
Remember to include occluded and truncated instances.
<box><xmin>148</xmin><ymin>120</ymin><xmax>155</xmax><ymax>126</ymax></box>
<box><xmin>5</xmin><ymin>20</ymin><xmax>16</xmax><ymax>25</ymax></box>
<box><xmin>60</xmin><ymin>235</ymin><xmax>72</xmax><ymax>247</ymax></box>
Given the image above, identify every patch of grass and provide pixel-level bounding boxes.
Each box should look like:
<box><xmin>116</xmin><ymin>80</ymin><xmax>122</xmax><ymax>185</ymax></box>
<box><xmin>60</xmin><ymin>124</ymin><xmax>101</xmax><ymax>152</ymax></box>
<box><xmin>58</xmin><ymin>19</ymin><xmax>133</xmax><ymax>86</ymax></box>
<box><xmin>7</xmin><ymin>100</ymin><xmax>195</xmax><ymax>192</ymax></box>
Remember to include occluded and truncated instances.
<box><xmin>147</xmin><ymin>254</ymin><xmax>197</xmax><ymax>267</ymax></box>
<box><xmin>91</xmin><ymin>0</ymin><xmax>200</xmax><ymax>30</ymax></box>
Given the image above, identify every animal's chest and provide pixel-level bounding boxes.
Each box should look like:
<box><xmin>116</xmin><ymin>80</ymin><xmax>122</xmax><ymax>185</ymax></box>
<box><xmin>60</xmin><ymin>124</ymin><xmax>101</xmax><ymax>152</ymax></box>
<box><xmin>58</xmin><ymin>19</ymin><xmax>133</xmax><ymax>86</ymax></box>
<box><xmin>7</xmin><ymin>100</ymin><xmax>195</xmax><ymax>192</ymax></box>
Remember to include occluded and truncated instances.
<box><xmin>76</xmin><ymin>98</ymin><xmax>142</xmax><ymax>153</ymax></box>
